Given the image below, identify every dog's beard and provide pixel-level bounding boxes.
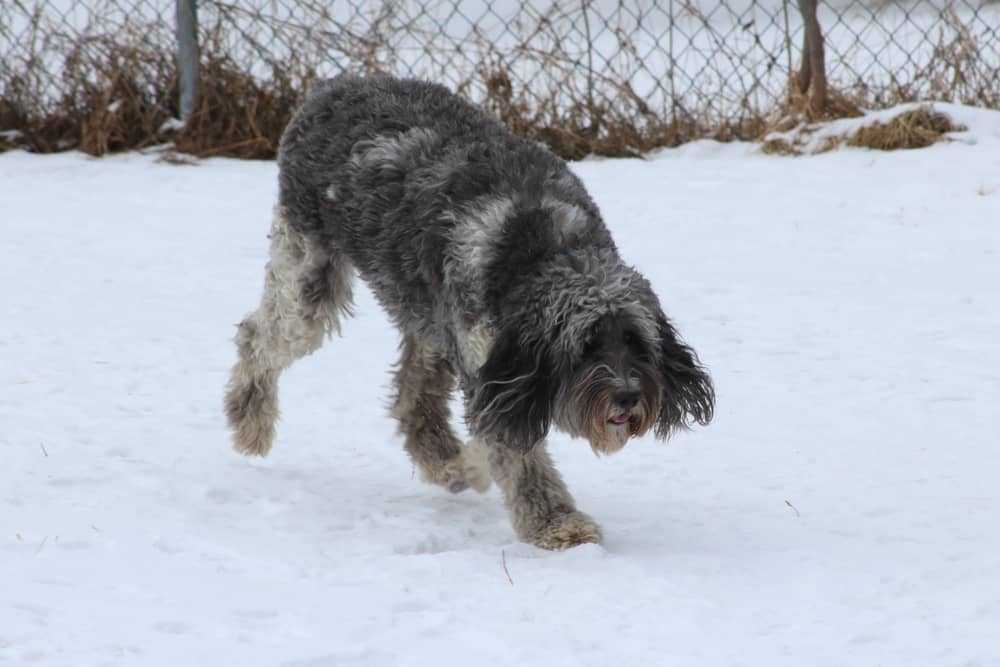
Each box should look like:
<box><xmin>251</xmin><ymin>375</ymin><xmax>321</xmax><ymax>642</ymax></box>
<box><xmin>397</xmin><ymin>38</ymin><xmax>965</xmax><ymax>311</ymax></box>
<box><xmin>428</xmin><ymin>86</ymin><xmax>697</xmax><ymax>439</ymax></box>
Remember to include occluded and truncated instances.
<box><xmin>560</xmin><ymin>364</ymin><xmax>659</xmax><ymax>456</ymax></box>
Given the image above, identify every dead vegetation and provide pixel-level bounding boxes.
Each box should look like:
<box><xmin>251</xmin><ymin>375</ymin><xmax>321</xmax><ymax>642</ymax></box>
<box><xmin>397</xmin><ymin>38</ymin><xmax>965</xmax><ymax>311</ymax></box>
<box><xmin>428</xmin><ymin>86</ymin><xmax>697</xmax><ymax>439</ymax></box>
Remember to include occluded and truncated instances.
<box><xmin>172</xmin><ymin>54</ymin><xmax>312</xmax><ymax>159</ymax></box>
<box><xmin>0</xmin><ymin>1</ymin><xmax>995</xmax><ymax>161</ymax></box>
<box><xmin>768</xmin><ymin>82</ymin><xmax>865</xmax><ymax>134</ymax></box>
<box><xmin>0</xmin><ymin>27</ymin><xmax>178</xmax><ymax>156</ymax></box>
<box><xmin>847</xmin><ymin>107</ymin><xmax>961</xmax><ymax>151</ymax></box>
<box><xmin>761</xmin><ymin>104</ymin><xmax>964</xmax><ymax>156</ymax></box>
<box><xmin>0</xmin><ymin>28</ymin><xmax>769</xmax><ymax>162</ymax></box>
<box><xmin>480</xmin><ymin>68</ymin><xmax>713</xmax><ymax>160</ymax></box>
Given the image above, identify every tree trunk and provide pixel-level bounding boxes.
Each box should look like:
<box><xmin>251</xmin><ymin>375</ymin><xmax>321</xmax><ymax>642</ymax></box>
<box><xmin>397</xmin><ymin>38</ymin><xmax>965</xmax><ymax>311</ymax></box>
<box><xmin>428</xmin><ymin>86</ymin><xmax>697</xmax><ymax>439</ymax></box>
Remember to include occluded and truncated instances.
<box><xmin>796</xmin><ymin>0</ymin><xmax>828</xmax><ymax>115</ymax></box>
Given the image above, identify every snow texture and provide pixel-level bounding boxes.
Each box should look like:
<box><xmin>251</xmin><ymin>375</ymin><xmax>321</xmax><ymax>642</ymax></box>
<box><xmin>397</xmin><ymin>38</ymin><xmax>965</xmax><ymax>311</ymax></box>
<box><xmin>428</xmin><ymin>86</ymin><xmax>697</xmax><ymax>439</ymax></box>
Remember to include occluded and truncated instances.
<box><xmin>2</xmin><ymin>104</ymin><xmax>999</xmax><ymax>666</ymax></box>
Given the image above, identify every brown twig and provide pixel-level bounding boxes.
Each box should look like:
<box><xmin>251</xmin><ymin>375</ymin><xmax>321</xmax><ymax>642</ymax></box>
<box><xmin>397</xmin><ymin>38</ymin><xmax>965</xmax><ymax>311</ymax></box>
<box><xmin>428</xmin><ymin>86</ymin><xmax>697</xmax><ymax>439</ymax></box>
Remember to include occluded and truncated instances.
<box><xmin>34</xmin><ymin>536</ymin><xmax>48</xmax><ymax>556</ymax></box>
<box><xmin>785</xmin><ymin>500</ymin><xmax>801</xmax><ymax>517</ymax></box>
<box><xmin>501</xmin><ymin>549</ymin><xmax>514</xmax><ymax>586</ymax></box>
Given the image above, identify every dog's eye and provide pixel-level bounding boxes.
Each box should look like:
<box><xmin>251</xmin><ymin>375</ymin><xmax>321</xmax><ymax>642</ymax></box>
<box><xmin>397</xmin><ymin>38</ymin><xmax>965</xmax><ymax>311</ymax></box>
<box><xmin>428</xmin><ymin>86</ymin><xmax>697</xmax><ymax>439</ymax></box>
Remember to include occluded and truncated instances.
<box><xmin>623</xmin><ymin>331</ymin><xmax>638</xmax><ymax>347</ymax></box>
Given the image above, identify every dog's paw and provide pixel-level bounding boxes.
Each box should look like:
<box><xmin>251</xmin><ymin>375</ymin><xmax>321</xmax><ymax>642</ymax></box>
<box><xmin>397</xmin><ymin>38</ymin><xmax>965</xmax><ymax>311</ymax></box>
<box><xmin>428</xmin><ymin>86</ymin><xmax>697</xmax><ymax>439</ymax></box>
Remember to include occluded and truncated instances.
<box><xmin>421</xmin><ymin>448</ymin><xmax>491</xmax><ymax>495</ymax></box>
<box><xmin>224</xmin><ymin>369</ymin><xmax>278</xmax><ymax>458</ymax></box>
<box><xmin>457</xmin><ymin>439</ymin><xmax>491</xmax><ymax>493</ymax></box>
<box><xmin>531</xmin><ymin>511</ymin><xmax>603</xmax><ymax>550</ymax></box>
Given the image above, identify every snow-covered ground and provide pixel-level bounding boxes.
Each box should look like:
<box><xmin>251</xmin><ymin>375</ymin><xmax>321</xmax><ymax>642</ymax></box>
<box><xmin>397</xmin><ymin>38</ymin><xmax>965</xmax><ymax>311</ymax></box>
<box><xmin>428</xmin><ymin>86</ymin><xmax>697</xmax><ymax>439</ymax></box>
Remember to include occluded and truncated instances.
<box><xmin>2</xmin><ymin>104</ymin><xmax>1000</xmax><ymax>666</ymax></box>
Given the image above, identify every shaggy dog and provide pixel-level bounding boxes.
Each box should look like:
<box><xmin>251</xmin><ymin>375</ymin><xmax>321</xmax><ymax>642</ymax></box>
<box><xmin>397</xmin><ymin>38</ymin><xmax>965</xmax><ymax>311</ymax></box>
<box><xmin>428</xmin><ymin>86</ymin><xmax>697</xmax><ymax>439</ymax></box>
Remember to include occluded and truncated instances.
<box><xmin>225</xmin><ymin>74</ymin><xmax>714</xmax><ymax>550</ymax></box>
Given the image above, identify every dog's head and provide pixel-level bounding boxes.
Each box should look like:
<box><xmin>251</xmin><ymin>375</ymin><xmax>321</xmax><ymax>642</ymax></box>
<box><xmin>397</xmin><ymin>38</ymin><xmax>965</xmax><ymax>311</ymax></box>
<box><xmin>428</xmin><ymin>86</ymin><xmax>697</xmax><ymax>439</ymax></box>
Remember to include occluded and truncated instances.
<box><xmin>469</xmin><ymin>293</ymin><xmax>714</xmax><ymax>455</ymax></box>
<box><xmin>558</xmin><ymin>311</ymin><xmax>665</xmax><ymax>454</ymax></box>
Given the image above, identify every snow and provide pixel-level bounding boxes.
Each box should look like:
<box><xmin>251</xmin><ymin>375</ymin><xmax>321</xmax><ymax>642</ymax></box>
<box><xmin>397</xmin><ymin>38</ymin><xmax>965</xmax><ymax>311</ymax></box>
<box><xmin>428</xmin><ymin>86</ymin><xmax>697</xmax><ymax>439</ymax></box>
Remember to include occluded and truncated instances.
<box><xmin>2</xmin><ymin>104</ymin><xmax>1000</xmax><ymax>666</ymax></box>
<box><xmin>157</xmin><ymin>118</ymin><xmax>186</xmax><ymax>134</ymax></box>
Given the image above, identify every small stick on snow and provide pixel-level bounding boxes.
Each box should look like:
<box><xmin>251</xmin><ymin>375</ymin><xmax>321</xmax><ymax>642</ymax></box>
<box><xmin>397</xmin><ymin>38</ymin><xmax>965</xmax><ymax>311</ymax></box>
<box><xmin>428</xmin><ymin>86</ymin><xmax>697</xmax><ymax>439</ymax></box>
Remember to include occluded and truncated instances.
<box><xmin>40</xmin><ymin>442</ymin><xmax>48</xmax><ymax>457</ymax></box>
<box><xmin>34</xmin><ymin>536</ymin><xmax>48</xmax><ymax>556</ymax></box>
<box><xmin>785</xmin><ymin>500</ymin><xmax>801</xmax><ymax>517</ymax></box>
<box><xmin>501</xmin><ymin>549</ymin><xmax>514</xmax><ymax>586</ymax></box>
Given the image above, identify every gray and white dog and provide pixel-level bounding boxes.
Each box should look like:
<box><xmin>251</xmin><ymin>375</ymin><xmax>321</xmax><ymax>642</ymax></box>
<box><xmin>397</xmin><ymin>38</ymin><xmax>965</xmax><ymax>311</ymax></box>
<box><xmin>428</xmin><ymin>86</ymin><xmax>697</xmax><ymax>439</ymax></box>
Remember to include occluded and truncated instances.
<box><xmin>225</xmin><ymin>74</ymin><xmax>714</xmax><ymax>550</ymax></box>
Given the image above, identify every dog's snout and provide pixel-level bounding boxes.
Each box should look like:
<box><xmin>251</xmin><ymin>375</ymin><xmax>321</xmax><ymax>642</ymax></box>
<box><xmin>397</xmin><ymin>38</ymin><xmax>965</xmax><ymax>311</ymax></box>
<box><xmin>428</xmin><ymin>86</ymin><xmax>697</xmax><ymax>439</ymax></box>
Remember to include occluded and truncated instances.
<box><xmin>614</xmin><ymin>390</ymin><xmax>640</xmax><ymax>411</ymax></box>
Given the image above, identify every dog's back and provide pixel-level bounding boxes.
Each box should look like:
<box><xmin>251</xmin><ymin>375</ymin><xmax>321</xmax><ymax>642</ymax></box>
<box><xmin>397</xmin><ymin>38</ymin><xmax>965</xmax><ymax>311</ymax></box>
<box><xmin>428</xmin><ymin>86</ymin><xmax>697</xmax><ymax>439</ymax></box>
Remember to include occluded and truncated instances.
<box><xmin>275</xmin><ymin>74</ymin><xmax>600</xmax><ymax>330</ymax></box>
<box><xmin>278</xmin><ymin>73</ymin><xmax>536</xmax><ymax>239</ymax></box>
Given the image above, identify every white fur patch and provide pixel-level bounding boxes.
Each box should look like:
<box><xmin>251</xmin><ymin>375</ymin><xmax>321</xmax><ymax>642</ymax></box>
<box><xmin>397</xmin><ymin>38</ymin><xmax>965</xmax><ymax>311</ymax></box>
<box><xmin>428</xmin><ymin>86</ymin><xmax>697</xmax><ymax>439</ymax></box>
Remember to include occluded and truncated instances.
<box><xmin>542</xmin><ymin>196</ymin><xmax>588</xmax><ymax>244</ymax></box>
<box><xmin>447</xmin><ymin>195</ymin><xmax>586</xmax><ymax>303</ymax></box>
<box><xmin>451</xmin><ymin>196</ymin><xmax>514</xmax><ymax>275</ymax></box>
<box><xmin>325</xmin><ymin>184</ymin><xmax>337</xmax><ymax>200</ymax></box>
<box><xmin>459</xmin><ymin>322</ymin><xmax>495</xmax><ymax>372</ymax></box>
<box><xmin>461</xmin><ymin>438</ymin><xmax>492</xmax><ymax>492</ymax></box>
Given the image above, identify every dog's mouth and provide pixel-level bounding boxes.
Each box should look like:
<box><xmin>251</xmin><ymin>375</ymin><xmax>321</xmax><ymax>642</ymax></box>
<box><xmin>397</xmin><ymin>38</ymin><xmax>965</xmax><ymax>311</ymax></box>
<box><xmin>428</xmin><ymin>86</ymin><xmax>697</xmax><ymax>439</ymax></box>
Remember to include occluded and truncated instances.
<box><xmin>608</xmin><ymin>413</ymin><xmax>630</xmax><ymax>426</ymax></box>
<box><xmin>588</xmin><ymin>400</ymin><xmax>651</xmax><ymax>456</ymax></box>
<box><xmin>591</xmin><ymin>410</ymin><xmax>638</xmax><ymax>456</ymax></box>
<box><xmin>607</xmin><ymin>410</ymin><xmax>646</xmax><ymax>437</ymax></box>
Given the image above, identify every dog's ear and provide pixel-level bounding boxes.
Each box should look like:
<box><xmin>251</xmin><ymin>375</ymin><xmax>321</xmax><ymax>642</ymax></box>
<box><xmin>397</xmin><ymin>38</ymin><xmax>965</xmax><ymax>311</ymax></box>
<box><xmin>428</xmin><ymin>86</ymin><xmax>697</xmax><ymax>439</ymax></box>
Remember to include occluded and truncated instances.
<box><xmin>653</xmin><ymin>311</ymin><xmax>715</xmax><ymax>439</ymax></box>
<box><xmin>469</xmin><ymin>325</ymin><xmax>556</xmax><ymax>453</ymax></box>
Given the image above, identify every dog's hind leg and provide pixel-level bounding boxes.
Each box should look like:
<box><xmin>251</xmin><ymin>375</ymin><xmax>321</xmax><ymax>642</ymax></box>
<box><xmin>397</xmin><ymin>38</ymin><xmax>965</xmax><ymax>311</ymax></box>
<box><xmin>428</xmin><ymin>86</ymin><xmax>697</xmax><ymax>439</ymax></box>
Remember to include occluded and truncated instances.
<box><xmin>486</xmin><ymin>441</ymin><xmax>603</xmax><ymax>550</ymax></box>
<box><xmin>224</xmin><ymin>207</ymin><xmax>354</xmax><ymax>456</ymax></box>
<box><xmin>391</xmin><ymin>336</ymin><xmax>490</xmax><ymax>493</ymax></box>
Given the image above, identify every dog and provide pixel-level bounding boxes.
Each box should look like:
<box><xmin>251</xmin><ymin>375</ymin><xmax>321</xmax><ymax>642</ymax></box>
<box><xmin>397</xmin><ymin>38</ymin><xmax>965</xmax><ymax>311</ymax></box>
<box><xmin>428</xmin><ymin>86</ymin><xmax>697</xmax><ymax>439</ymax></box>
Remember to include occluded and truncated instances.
<box><xmin>224</xmin><ymin>74</ymin><xmax>714</xmax><ymax>550</ymax></box>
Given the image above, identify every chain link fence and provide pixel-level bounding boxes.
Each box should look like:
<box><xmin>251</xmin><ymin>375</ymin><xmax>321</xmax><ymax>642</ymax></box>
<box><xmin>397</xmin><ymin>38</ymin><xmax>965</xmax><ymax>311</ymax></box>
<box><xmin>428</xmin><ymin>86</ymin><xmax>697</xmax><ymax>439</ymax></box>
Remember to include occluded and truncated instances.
<box><xmin>2</xmin><ymin>0</ymin><xmax>999</xmax><ymax>157</ymax></box>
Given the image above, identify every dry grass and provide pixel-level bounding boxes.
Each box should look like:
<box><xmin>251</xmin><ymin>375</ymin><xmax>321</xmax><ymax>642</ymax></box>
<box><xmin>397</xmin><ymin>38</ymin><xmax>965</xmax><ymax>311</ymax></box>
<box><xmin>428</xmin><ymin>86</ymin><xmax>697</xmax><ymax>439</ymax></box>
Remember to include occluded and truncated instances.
<box><xmin>0</xmin><ymin>41</ymin><xmax>313</xmax><ymax>160</ymax></box>
<box><xmin>173</xmin><ymin>54</ymin><xmax>311</xmax><ymax>160</ymax></box>
<box><xmin>759</xmin><ymin>137</ymin><xmax>801</xmax><ymax>156</ymax></box>
<box><xmin>0</xmin><ymin>45</ymin><xmax>975</xmax><ymax>162</ymax></box>
<box><xmin>767</xmin><ymin>79</ymin><xmax>864</xmax><ymax>133</ymax></box>
<box><xmin>760</xmin><ymin>132</ymin><xmax>842</xmax><ymax>156</ymax></box>
<box><xmin>760</xmin><ymin>80</ymin><xmax>865</xmax><ymax>155</ymax></box>
<box><xmin>761</xmin><ymin>104</ymin><xmax>964</xmax><ymax>156</ymax></box>
<box><xmin>0</xmin><ymin>1</ymin><xmax>994</xmax><ymax>162</ymax></box>
<box><xmin>1</xmin><ymin>46</ymin><xmax>762</xmax><ymax>161</ymax></box>
<box><xmin>478</xmin><ymin>67</ymin><xmax>708</xmax><ymax>160</ymax></box>
<box><xmin>0</xmin><ymin>1</ymin><xmax>784</xmax><ymax>161</ymax></box>
<box><xmin>846</xmin><ymin>107</ymin><xmax>962</xmax><ymax>151</ymax></box>
<box><xmin>1</xmin><ymin>32</ymin><xmax>177</xmax><ymax>155</ymax></box>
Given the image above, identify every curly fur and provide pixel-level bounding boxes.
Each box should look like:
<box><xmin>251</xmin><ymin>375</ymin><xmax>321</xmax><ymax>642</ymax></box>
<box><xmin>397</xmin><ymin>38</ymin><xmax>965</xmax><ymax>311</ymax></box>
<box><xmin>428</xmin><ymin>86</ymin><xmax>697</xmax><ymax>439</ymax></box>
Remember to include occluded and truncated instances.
<box><xmin>224</xmin><ymin>74</ymin><xmax>714</xmax><ymax>549</ymax></box>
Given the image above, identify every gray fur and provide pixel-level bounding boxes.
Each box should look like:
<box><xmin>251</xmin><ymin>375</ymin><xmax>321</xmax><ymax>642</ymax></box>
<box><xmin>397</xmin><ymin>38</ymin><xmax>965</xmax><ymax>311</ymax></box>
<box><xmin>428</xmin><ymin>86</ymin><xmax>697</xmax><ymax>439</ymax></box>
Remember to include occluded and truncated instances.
<box><xmin>486</xmin><ymin>442</ymin><xmax>602</xmax><ymax>550</ymax></box>
<box><xmin>225</xmin><ymin>74</ymin><xmax>714</xmax><ymax>549</ymax></box>
<box><xmin>391</xmin><ymin>335</ymin><xmax>490</xmax><ymax>493</ymax></box>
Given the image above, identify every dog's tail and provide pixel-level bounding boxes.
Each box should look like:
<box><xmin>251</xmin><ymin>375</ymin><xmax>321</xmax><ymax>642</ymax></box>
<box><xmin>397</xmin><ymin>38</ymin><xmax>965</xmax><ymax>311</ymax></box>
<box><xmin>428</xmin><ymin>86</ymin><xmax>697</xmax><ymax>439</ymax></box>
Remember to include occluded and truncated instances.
<box><xmin>224</xmin><ymin>207</ymin><xmax>354</xmax><ymax>456</ymax></box>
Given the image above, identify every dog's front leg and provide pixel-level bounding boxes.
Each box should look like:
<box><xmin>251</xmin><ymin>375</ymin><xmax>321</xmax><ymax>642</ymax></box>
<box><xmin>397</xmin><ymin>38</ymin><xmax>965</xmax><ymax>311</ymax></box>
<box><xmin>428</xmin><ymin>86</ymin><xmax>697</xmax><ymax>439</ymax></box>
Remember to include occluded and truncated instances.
<box><xmin>484</xmin><ymin>440</ymin><xmax>602</xmax><ymax>550</ymax></box>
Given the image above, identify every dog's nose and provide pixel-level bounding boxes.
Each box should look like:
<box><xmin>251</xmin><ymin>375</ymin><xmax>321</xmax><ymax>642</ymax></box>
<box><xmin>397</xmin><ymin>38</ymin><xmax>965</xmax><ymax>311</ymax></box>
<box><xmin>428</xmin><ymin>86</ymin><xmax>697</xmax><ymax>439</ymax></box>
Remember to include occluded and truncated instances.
<box><xmin>614</xmin><ymin>390</ymin><xmax>640</xmax><ymax>411</ymax></box>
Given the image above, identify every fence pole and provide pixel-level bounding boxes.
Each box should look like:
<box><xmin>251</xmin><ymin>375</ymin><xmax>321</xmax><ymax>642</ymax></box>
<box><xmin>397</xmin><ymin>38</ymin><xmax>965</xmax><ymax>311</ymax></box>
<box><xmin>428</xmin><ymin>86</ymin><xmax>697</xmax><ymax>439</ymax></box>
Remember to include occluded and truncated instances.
<box><xmin>176</xmin><ymin>0</ymin><xmax>200</xmax><ymax>122</ymax></box>
<box><xmin>668</xmin><ymin>0</ymin><xmax>677</xmax><ymax>128</ymax></box>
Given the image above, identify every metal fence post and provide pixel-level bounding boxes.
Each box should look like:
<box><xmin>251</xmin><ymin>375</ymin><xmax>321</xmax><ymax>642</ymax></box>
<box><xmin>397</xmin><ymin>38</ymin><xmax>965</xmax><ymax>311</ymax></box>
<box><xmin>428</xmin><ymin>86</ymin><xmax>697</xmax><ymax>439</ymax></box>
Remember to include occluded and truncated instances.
<box><xmin>176</xmin><ymin>0</ymin><xmax>200</xmax><ymax>122</ymax></box>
